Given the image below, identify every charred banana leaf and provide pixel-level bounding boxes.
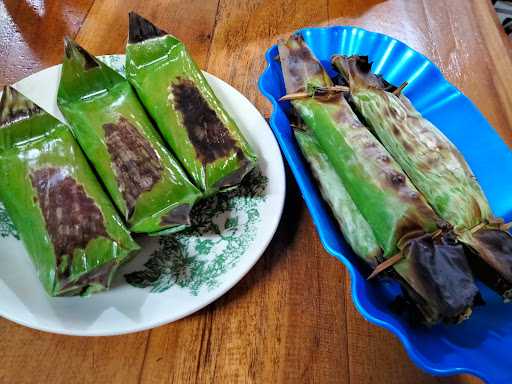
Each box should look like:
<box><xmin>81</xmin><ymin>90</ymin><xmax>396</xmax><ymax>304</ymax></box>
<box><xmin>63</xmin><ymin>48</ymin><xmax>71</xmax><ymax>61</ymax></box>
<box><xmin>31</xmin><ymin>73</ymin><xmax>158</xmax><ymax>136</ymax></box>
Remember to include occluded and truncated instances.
<box><xmin>279</xmin><ymin>35</ymin><xmax>478</xmax><ymax>325</ymax></box>
<box><xmin>57</xmin><ymin>38</ymin><xmax>201</xmax><ymax>234</ymax></box>
<box><xmin>125</xmin><ymin>12</ymin><xmax>257</xmax><ymax>194</ymax></box>
<box><xmin>333</xmin><ymin>55</ymin><xmax>512</xmax><ymax>300</ymax></box>
<box><xmin>294</xmin><ymin>128</ymin><xmax>381</xmax><ymax>265</ymax></box>
<box><xmin>0</xmin><ymin>87</ymin><xmax>139</xmax><ymax>296</ymax></box>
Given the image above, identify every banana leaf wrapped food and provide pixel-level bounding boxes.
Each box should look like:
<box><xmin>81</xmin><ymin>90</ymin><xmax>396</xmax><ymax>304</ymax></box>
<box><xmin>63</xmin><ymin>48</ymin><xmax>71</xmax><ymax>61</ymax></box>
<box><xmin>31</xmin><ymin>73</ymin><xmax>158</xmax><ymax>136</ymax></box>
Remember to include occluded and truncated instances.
<box><xmin>57</xmin><ymin>38</ymin><xmax>201</xmax><ymax>234</ymax></box>
<box><xmin>125</xmin><ymin>12</ymin><xmax>257</xmax><ymax>195</ymax></box>
<box><xmin>294</xmin><ymin>126</ymin><xmax>381</xmax><ymax>265</ymax></box>
<box><xmin>333</xmin><ymin>55</ymin><xmax>512</xmax><ymax>300</ymax></box>
<box><xmin>279</xmin><ymin>35</ymin><xmax>479</xmax><ymax>325</ymax></box>
<box><xmin>0</xmin><ymin>87</ymin><xmax>139</xmax><ymax>296</ymax></box>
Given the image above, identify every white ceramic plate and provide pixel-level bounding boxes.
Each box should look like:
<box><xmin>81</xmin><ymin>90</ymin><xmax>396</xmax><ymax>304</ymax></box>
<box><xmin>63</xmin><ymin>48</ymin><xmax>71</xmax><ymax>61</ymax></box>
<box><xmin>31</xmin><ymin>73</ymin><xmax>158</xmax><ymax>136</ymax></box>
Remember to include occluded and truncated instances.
<box><xmin>0</xmin><ymin>55</ymin><xmax>285</xmax><ymax>336</ymax></box>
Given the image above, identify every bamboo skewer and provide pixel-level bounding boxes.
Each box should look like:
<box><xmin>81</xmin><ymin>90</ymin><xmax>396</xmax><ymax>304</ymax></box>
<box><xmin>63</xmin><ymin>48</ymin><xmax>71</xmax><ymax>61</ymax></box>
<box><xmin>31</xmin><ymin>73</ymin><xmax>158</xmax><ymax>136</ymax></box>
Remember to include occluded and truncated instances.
<box><xmin>279</xmin><ymin>85</ymin><xmax>349</xmax><ymax>101</ymax></box>
<box><xmin>392</xmin><ymin>81</ymin><xmax>408</xmax><ymax>96</ymax></box>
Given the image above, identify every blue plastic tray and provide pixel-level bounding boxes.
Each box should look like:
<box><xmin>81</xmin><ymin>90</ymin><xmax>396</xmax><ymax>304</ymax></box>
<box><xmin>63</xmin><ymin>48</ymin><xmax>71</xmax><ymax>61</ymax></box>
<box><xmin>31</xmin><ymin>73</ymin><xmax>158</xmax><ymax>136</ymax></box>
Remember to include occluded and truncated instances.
<box><xmin>258</xmin><ymin>26</ymin><xmax>512</xmax><ymax>383</ymax></box>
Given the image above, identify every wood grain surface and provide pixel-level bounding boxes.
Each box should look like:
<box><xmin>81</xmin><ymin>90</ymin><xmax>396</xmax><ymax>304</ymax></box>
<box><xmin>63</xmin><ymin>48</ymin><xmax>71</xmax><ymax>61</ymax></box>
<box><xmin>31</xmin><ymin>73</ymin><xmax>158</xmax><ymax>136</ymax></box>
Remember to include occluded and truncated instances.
<box><xmin>1</xmin><ymin>0</ymin><xmax>511</xmax><ymax>383</ymax></box>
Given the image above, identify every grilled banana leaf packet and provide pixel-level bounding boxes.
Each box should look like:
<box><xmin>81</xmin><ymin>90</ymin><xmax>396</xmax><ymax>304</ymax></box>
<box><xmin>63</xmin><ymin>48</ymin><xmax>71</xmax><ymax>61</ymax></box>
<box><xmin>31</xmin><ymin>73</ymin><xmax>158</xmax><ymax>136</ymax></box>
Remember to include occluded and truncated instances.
<box><xmin>125</xmin><ymin>12</ymin><xmax>257</xmax><ymax>195</ymax></box>
<box><xmin>333</xmin><ymin>55</ymin><xmax>512</xmax><ymax>300</ymax></box>
<box><xmin>57</xmin><ymin>39</ymin><xmax>201</xmax><ymax>234</ymax></box>
<box><xmin>294</xmin><ymin>126</ymin><xmax>381</xmax><ymax>265</ymax></box>
<box><xmin>0</xmin><ymin>87</ymin><xmax>139</xmax><ymax>296</ymax></box>
<box><xmin>279</xmin><ymin>35</ymin><xmax>479</xmax><ymax>325</ymax></box>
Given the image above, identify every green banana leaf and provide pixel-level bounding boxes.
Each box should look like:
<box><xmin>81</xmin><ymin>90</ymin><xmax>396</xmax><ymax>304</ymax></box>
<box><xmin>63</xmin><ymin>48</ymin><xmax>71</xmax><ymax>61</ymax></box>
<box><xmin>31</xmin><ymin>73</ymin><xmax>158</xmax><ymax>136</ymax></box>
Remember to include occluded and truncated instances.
<box><xmin>333</xmin><ymin>55</ymin><xmax>512</xmax><ymax>300</ymax></box>
<box><xmin>125</xmin><ymin>12</ymin><xmax>257</xmax><ymax>195</ymax></box>
<box><xmin>279</xmin><ymin>35</ymin><xmax>478</xmax><ymax>325</ymax></box>
<box><xmin>294</xmin><ymin>128</ymin><xmax>381</xmax><ymax>264</ymax></box>
<box><xmin>0</xmin><ymin>87</ymin><xmax>139</xmax><ymax>296</ymax></box>
<box><xmin>57</xmin><ymin>38</ymin><xmax>201</xmax><ymax>234</ymax></box>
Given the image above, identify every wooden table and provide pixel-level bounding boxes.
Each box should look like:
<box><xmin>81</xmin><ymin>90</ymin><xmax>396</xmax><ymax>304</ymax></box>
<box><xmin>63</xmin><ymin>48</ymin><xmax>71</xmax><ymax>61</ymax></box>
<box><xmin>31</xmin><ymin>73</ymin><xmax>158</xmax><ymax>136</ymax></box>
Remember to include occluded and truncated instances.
<box><xmin>1</xmin><ymin>1</ymin><xmax>510</xmax><ymax>383</ymax></box>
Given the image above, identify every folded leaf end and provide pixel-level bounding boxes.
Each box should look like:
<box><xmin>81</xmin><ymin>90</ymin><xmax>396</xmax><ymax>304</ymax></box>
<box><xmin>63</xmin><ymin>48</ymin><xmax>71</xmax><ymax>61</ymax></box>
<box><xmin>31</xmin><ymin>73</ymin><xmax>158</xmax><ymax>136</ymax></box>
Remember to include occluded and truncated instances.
<box><xmin>128</xmin><ymin>11</ymin><xmax>167</xmax><ymax>44</ymax></box>
<box><xmin>0</xmin><ymin>86</ymin><xmax>42</xmax><ymax>127</ymax></box>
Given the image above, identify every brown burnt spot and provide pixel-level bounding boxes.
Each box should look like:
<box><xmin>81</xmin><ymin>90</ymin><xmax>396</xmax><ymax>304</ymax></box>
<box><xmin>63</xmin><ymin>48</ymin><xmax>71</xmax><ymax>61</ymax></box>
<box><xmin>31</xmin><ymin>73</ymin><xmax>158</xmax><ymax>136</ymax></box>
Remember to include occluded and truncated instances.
<box><xmin>397</xmin><ymin>181</ymin><xmax>439</xmax><ymax>222</ymax></box>
<box><xmin>30</xmin><ymin>167</ymin><xmax>109</xmax><ymax>276</ymax></box>
<box><xmin>172</xmin><ymin>78</ymin><xmax>238</xmax><ymax>165</ymax></box>
<box><xmin>377</xmin><ymin>154</ymin><xmax>391</xmax><ymax>163</ymax></box>
<box><xmin>390</xmin><ymin>172</ymin><xmax>406</xmax><ymax>186</ymax></box>
<box><xmin>390</xmin><ymin>123</ymin><xmax>401</xmax><ymax>136</ymax></box>
<box><xmin>103</xmin><ymin>117</ymin><xmax>163</xmax><ymax>219</ymax></box>
<box><xmin>387</xmin><ymin>119</ymin><xmax>417</xmax><ymax>154</ymax></box>
<box><xmin>160</xmin><ymin>204</ymin><xmax>192</xmax><ymax>227</ymax></box>
<box><xmin>402</xmin><ymin>140</ymin><xmax>414</xmax><ymax>153</ymax></box>
<box><xmin>470</xmin><ymin>197</ymin><xmax>483</xmax><ymax>221</ymax></box>
<box><xmin>436</xmin><ymin>144</ymin><xmax>447</xmax><ymax>152</ymax></box>
<box><xmin>383</xmin><ymin>167</ymin><xmax>437</xmax><ymax>223</ymax></box>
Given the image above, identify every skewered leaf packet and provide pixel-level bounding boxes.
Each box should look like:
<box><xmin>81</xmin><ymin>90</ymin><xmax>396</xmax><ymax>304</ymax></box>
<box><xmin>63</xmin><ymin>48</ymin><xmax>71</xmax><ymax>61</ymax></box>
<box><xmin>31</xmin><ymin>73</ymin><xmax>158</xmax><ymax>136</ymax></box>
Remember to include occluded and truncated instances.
<box><xmin>0</xmin><ymin>86</ymin><xmax>140</xmax><ymax>296</ymax></box>
<box><xmin>57</xmin><ymin>38</ymin><xmax>201</xmax><ymax>234</ymax></box>
<box><xmin>294</xmin><ymin>124</ymin><xmax>381</xmax><ymax>265</ymax></box>
<box><xmin>125</xmin><ymin>12</ymin><xmax>257</xmax><ymax>195</ymax></box>
<box><xmin>333</xmin><ymin>55</ymin><xmax>512</xmax><ymax>300</ymax></box>
<box><xmin>278</xmin><ymin>35</ymin><xmax>479</xmax><ymax>325</ymax></box>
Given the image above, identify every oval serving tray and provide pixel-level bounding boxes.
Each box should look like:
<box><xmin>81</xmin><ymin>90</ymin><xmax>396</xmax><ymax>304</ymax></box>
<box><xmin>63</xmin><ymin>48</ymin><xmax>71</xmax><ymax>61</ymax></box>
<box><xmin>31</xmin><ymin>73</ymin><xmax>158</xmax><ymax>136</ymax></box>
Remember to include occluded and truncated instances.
<box><xmin>259</xmin><ymin>26</ymin><xmax>512</xmax><ymax>383</ymax></box>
